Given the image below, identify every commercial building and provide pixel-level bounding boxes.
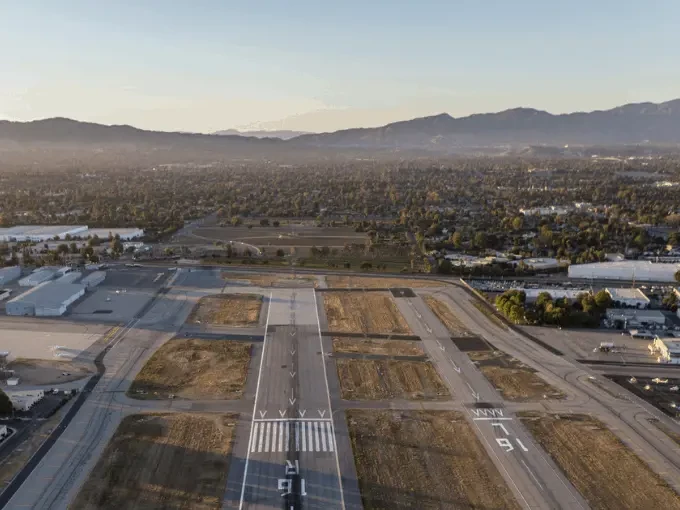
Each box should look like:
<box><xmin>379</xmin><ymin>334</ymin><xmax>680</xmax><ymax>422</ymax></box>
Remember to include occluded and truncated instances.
<box><xmin>5</xmin><ymin>390</ymin><xmax>44</xmax><ymax>411</ymax></box>
<box><xmin>0</xmin><ymin>266</ymin><xmax>21</xmax><ymax>285</ymax></box>
<box><xmin>0</xmin><ymin>225</ymin><xmax>143</xmax><ymax>242</ymax></box>
<box><xmin>56</xmin><ymin>271</ymin><xmax>82</xmax><ymax>284</ymax></box>
<box><xmin>605</xmin><ymin>288</ymin><xmax>650</xmax><ymax>309</ymax></box>
<box><xmin>18</xmin><ymin>268</ymin><xmax>57</xmax><ymax>287</ymax></box>
<box><xmin>649</xmin><ymin>336</ymin><xmax>680</xmax><ymax>364</ymax></box>
<box><xmin>568</xmin><ymin>261</ymin><xmax>680</xmax><ymax>282</ymax></box>
<box><xmin>81</xmin><ymin>270</ymin><xmax>106</xmax><ymax>289</ymax></box>
<box><xmin>0</xmin><ymin>289</ymin><xmax>11</xmax><ymax>301</ymax></box>
<box><xmin>605</xmin><ymin>309</ymin><xmax>667</xmax><ymax>328</ymax></box>
<box><xmin>0</xmin><ymin>225</ymin><xmax>88</xmax><ymax>242</ymax></box>
<box><xmin>6</xmin><ymin>282</ymin><xmax>85</xmax><ymax>316</ymax></box>
<box><xmin>517</xmin><ymin>288</ymin><xmax>587</xmax><ymax>302</ymax></box>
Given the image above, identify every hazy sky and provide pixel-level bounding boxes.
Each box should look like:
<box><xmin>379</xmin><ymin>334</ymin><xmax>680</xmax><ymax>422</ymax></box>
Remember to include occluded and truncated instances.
<box><xmin>2</xmin><ymin>1</ymin><xmax>679</xmax><ymax>133</ymax></box>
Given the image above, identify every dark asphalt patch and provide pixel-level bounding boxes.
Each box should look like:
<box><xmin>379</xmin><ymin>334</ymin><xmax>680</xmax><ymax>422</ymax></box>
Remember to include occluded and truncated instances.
<box><xmin>450</xmin><ymin>336</ymin><xmax>493</xmax><ymax>352</ymax></box>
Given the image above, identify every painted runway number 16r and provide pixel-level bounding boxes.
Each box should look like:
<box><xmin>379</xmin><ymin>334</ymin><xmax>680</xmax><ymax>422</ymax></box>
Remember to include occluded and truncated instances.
<box><xmin>492</xmin><ymin>422</ymin><xmax>529</xmax><ymax>453</ymax></box>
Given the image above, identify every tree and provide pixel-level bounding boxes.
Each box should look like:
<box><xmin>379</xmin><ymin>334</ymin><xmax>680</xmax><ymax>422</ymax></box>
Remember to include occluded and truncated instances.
<box><xmin>69</xmin><ymin>242</ymin><xmax>78</xmax><ymax>254</ymax></box>
<box><xmin>0</xmin><ymin>390</ymin><xmax>11</xmax><ymax>414</ymax></box>
<box><xmin>273</xmin><ymin>220</ymin><xmax>280</xmax><ymax>227</ymax></box>
<box><xmin>473</xmin><ymin>231</ymin><xmax>487</xmax><ymax>249</ymax></box>
<box><xmin>276</xmin><ymin>248</ymin><xmax>285</xmax><ymax>257</ymax></box>
<box><xmin>451</xmin><ymin>231</ymin><xmax>462</xmax><ymax>249</ymax></box>
<box><xmin>57</xmin><ymin>243</ymin><xmax>69</xmax><ymax>254</ymax></box>
<box><xmin>260</xmin><ymin>218</ymin><xmax>270</xmax><ymax>227</ymax></box>
<box><xmin>676</xmin><ymin>269</ymin><xmax>680</xmax><ymax>283</ymax></box>
<box><xmin>112</xmin><ymin>238</ymin><xmax>123</xmax><ymax>254</ymax></box>
<box><xmin>593</xmin><ymin>289</ymin><xmax>612</xmax><ymax>310</ymax></box>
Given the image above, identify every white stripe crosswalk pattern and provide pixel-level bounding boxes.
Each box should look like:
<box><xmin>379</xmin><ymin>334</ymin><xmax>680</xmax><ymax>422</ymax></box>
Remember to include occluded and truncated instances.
<box><xmin>251</xmin><ymin>420</ymin><xmax>335</xmax><ymax>454</ymax></box>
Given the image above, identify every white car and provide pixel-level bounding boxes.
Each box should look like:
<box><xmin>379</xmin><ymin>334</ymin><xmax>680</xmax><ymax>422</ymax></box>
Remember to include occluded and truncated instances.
<box><xmin>652</xmin><ymin>378</ymin><xmax>669</xmax><ymax>384</ymax></box>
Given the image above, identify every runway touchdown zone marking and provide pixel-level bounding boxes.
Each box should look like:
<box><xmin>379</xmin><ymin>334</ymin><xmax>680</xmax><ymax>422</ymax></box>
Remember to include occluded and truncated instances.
<box><xmin>250</xmin><ymin>420</ymin><xmax>335</xmax><ymax>453</ymax></box>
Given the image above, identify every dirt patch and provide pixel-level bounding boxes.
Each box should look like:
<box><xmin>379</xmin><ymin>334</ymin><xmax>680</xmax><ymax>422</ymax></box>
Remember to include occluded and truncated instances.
<box><xmin>467</xmin><ymin>351</ymin><xmax>565</xmax><ymax>401</ymax></box>
<box><xmin>336</xmin><ymin>359</ymin><xmax>449</xmax><ymax>400</ymax></box>
<box><xmin>5</xmin><ymin>358</ymin><xmax>93</xmax><ymax>385</ymax></box>
<box><xmin>347</xmin><ymin>410</ymin><xmax>520</xmax><ymax>510</ymax></box>
<box><xmin>333</xmin><ymin>337</ymin><xmax>425</xmax><ymax>357</ymax></box>
<box><xmin>519</xmin><ymin>412</ymin><xmax>680</xmax><ymax>510</ymax></box>
<box><xmin>326</xmin><ymin>276</ymin><xmax>445</xmax><ymax>288</ymax></box>
<box><xmin>221</xmin><ymin>273</ymin><xmax>317</xmax><ymax>287</ymax></box>
<box><xmin>186</xmin><ymin>294</ymin><xmax>261</xmax><ymax>326</ymax></box>
<box><xmin>323</xmin><ymin>292</ymin><xmax>412</xmax><ymax>335</ymax></box>
<box><xmin>71</xmin><ymin>413</ymin><xmax>236</xmax><ymax>510</ymax></box>
<box><xmin>128</xmin><ymin>339</ymin><xmax>251</xmax><ymax>400</ymax></box>
<box><xmin>423</xmin><ymin>295</ymin><xmax>472</xmax><ymax>336</ymax></box>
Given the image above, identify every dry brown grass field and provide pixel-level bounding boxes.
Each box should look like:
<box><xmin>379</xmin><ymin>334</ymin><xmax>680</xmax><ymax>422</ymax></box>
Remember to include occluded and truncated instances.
<box><xmin>323</xmin><ymin>292</ymin><xmax>412</xmax><ymax>335</ymax></box>
<box><xmin>336</xmin><ymin>359</ymin><xmax>449</xmax><ymax>400</ymax></box>
<box><xmin>423</xmin><ymin>295</ymin><xmax>472</xmax><ymax>336</ymax></box>
<box><xmin>71</xmin><ymin>413</ymin><xmax>237</xmax><ymax>510</ymax></box>
<box><xmin>128</xmin><ymin>339</ymin><xmax>251</xmax><ymax>399</ymax></box>
<box><xmin>221</xmin><ymin>273</ymin><xmax>317</xmax><ymax>287</ymax></box>
<box><xmin>520</xmin><ymin>413</ymin><xmax>680</xmax><ymax>510</ymax></box>
<box><xmin>186</xmin><ymin>294</ymin><xmax>261</xmax><ymax>326</ymax></box>
<box><xmin>467</xmin><ymin>350</ymin><xmax>565</xmax><ymax>401</ymax></box>
<box><xmin>332</xmin><ymin>337</ymin><xmax>425</xmax><ymax>356</ymax></box>
<box><xmin>347</xmin><ymin>410</ymin><xmax>521</xmax><ymax>510</ymax></box>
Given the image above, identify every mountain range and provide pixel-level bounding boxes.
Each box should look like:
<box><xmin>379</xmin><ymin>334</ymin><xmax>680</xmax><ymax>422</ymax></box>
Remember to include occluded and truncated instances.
<box><xmin>2</xmin><ymin>99</ymin><xmax>680</xmax><ymax>156</ymax></box>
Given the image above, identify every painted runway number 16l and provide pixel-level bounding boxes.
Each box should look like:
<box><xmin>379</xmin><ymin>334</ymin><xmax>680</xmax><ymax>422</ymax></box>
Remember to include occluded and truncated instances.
<box><xmin>492</xmin><ymin>422</ymin><xmax>529</xmax><ymax>452</ymax></box>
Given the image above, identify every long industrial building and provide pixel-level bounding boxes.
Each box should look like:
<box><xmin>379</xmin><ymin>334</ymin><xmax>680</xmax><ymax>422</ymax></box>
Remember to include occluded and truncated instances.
<box><xmin>81</xmin><ymin>270</ymin><xmax>106</xmax><ymax>288</ymax></box>
<box><xmin>18</xmin><ymin>268</ymin><xmax>57</xmax><ymax>287</ymax></box>
<box><xmin>0</xmin><ymin>265</ymin><xmax>21</xmax><ymax>285</ymax></box>
<box><xmin>568</xmin><ymin>261</ymin><xmax>680</xmax><ymax>282</ymax></box>
<box><xmin>6</xmin><ymin>281</ymin><xmax>85</xmax><ymax>316</ymax></box>
<box><xmin>0</xmin><ymin>225</ymin><xmax>143</xmax><ymax>242</ymax></box>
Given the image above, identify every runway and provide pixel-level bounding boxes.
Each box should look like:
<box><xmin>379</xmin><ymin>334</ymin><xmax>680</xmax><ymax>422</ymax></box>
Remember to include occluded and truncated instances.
<box><xmin>224</xmin><ymin>288</ymin><xmax>362</xmax><ymax>510</ymax></box>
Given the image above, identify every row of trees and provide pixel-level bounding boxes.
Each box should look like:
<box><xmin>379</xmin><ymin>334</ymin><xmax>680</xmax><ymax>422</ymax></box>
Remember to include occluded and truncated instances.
<box><xmin>495</xmin><ymin>289</ymin><xmax>613</xmax><ymax>328</ymax></box>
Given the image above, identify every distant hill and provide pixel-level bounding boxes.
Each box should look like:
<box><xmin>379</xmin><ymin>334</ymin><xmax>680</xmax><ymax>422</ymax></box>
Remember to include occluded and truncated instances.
<box><xmin>1</xmin><ymin>99</ymin><xmax>680</xmax><ymax>162</ymax></box>
<box><xmin>293</xmin><ymin>99</ymin><xmax>680</xmax><ymax>149</ymax></box>
<box><xmin>213</xmin><ymin>129</ymin><xmax>310</xmax><ymax>140</ymax></box>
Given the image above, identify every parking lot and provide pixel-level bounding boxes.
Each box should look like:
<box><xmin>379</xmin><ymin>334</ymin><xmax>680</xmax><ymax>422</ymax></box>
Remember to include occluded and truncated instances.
<box><xmin>522</xmin><ymin>326</ymin><xmax>658</xmax><ymax>362</ymax></box>
<box><xmin>0</xmin><ymin>317</ymin><xmax>109</xmax><ymax>362</ymax></box>
<box><xmin>70</xmin><ymin>288</ymin><xmax>155</xmax><ymax>323</ymax></box>
<box><xmin>102</xmin><ymin>268</ymin><xmax>170</xmax><ymax>289</ymax></box>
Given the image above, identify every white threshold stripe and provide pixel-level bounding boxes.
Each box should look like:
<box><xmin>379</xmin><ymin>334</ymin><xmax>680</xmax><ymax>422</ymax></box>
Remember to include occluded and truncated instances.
<box><xmin>473</xmin><ymin>417</ymin><xmax>513</xmax><ymax>421</ymax></box>
<box><xmin>253</xmin><ymin>418</ymin><xmax>331</xmax><ymax>422</ymax></box>
<box><xmin>246</xmin><ymin>421</ymin><xmax>338</xmax><ymax>453</ymax></box>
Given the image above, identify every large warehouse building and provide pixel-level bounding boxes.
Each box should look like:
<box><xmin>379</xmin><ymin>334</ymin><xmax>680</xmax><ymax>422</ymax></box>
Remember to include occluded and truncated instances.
<box><xmin>568</xmin><ymin>261</ymin><xmax>680</xmax><ymax>282</ymax></box>
<box><xmin>0</xmin><ymin>266</ymin><xmax>21</xmax><ymax>285</ymax></box>
<box><xmin>18</xmin><ymin>268</ymin><xmax>57</xmax><ymax>287</ymax></box>
<box><xmin>6</xmin><ymin>282</ymin><xmax>85</xmax><ymax>316</ymax></box>
<box><xmin>0</xmin><ymin>225</ymin><xmax>143</xmax><ymax>242</ymax></box>
<box><xmin>81</xmin><ymin>271</ymin><xmax>106</xmax><ymax>288</ymax></box>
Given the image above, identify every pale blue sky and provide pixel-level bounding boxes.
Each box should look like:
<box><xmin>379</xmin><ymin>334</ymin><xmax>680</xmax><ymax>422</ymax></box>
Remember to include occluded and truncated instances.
<box><xmin>1</xmin><ymin>1</ymin><xmax>679</xmax><ymax>132</ymax></box>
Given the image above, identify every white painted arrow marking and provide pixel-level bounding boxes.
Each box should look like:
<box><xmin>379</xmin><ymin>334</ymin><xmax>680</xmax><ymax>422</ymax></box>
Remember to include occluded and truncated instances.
<box><xmin>289</xmin><ymin>371</ymin><xmax>296</xmax><ymax>378</ymax></box>
<box><xmin>289</xmin><ymin>397</ymin><xmax>296</xmax><ymax>405</ymax></box>
<box><xmin>415</xmin><ymin>311</ymin><xmax>422</xmax><ymax>319</ymax></box>
<box><xmin>425</xmin><ymin>324</ymin><xmax>432</xmax><ymax>333</ymax></box>
<box><xmin>259</xmin><ymin>410</ymin><xmax>267</xmax><ymax>418</ymax></box>
<box><xmin>279</xmin><ymin>410</ymin><xmax>287</xmax><ymax>418</ymax></box>
<box><xmin>298</xmin><ymin>409</ymin><xmax>306</xmax><ymax>418</ymax></box>
<box><xmin>466</xmin><ymin>382</ymin><xmax>480</xmax><ymax>401</ymax></box>
<box><xmin>318</xmin><ymin>410</ymin><xmax>326</xmax><ymax>418</ymax></box>
<box><xmin>450</xmin><ymin>359</ymin><xmax>461</xmax><ymax>373</ymax></box>
<box><xmin>290</xmin><ymin>330</ymin><xmax>296</xmax><ymax>337</ymax></box>
<box><xmin>290</xmin><ymin>349</ymin><xmax>296</xmax><ymax>355</ymax></box>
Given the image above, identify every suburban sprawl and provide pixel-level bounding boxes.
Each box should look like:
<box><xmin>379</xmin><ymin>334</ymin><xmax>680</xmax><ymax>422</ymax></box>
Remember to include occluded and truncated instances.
<box><xmin>2</xmin><ymin>108</ymin><xmax>680</xmax><ymax>510</ymax></box>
